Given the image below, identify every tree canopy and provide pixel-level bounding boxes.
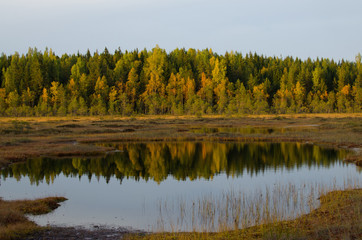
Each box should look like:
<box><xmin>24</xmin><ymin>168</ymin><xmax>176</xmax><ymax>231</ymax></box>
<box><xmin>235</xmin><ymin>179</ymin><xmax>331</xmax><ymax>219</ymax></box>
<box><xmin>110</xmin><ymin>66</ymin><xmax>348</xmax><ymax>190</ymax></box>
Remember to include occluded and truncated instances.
<box><xmin>0</xmin><ymin>47</ymin><xmax>361</xmax><ymax>116</ymax></box>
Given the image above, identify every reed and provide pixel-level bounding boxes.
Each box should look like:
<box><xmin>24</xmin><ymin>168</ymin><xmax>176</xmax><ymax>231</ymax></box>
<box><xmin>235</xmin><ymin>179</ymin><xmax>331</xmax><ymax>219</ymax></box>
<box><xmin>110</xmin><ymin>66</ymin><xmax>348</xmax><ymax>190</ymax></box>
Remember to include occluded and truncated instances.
<box><xmin>153</xmin><ymin>177</ymin><xmax>361</xmax><ymax>233</ymax></box>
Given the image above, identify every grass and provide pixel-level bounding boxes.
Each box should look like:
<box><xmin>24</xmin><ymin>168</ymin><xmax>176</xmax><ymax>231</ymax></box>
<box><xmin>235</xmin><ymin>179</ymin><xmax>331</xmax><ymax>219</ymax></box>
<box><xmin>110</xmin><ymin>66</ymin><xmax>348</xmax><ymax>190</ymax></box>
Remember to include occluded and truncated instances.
<box><xmin>0</xmin><ymin>113</ymin><xmax>361</xmax><ymax>168</ymax></box>
<box><xmin>147</xmin><ymin>178</ymin><xmax>360</xmax><ymax>232</ymax></box>
<box><xmin>124</xmin><ymin>188</ymin><xmax>362</xmax><ymax>240</ymax></box>
<box><xmin>0</xmin><ymin>197</ymin><xmax>67</xmax><ymax>240</ymax></box>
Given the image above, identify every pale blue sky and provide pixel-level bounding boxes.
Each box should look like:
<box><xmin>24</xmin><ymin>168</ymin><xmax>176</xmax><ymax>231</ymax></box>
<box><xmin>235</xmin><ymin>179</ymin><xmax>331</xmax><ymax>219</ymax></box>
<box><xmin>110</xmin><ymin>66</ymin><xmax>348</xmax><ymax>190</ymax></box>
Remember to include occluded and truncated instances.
<box><xmin>1</xmin><ymin>0</ymin><xmax>361</xmax><ymax>60</ymax></box>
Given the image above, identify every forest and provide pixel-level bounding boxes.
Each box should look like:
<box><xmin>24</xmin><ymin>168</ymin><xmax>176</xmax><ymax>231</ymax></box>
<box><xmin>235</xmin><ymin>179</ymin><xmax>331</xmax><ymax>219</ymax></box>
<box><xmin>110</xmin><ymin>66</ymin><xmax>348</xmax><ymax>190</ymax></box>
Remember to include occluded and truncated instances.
<box><xmin>0</xmin><ymin>46</ymin><xmax>361</xmax><ymax>116</ymax></box>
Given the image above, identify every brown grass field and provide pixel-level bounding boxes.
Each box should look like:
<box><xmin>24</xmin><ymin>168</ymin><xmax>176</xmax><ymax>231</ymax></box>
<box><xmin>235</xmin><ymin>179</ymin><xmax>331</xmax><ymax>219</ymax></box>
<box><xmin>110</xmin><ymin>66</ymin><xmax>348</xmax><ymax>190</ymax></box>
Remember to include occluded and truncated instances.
<box><xmin>0</xmin><ymin>113</ymin><xmax>361</xmax><ymax>239</ymax></box>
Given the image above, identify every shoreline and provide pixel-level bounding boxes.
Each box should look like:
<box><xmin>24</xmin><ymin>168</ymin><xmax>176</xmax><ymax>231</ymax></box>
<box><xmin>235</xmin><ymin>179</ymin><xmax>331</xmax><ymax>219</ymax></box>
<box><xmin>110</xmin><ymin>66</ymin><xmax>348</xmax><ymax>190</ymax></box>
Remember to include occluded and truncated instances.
<box><xmin>0</xmin><ymin>114</ymin><xmax>361</xmax><ymax>239</ymax></box>
<box><xmin>1</xmin><ymin>113</ymin><xmax>361</xmax><ymax>167</ymax></box>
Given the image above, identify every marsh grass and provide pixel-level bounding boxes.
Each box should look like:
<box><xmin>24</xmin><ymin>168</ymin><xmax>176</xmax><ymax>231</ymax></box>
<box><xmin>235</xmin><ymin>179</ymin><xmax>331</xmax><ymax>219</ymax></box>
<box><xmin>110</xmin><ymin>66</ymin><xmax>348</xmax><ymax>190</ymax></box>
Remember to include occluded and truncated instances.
<box><xmin>0</xmin><ymin>114</ymin><xmax>361</xmax><ymax>168</ymax></box>
<box><xmin>153</xmin><ymin>177</ymin><xmax>360</xmax><ymax>233</ymax></box>
<box><xmin>125</xmin><ymin>178</ymin><xmax>361</xmax><ymax>240</ymax></box>
<box><xmin>0</xmin><ymin>197</ymin><xmax>67</xmax><ymax>240</ymax></box>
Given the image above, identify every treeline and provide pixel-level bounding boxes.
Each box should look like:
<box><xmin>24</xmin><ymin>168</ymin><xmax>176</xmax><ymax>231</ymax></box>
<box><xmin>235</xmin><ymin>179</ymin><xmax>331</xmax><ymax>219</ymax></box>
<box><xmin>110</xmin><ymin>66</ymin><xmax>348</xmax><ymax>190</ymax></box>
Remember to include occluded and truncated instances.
<box><xmin>0</xmin><ymin>47</ymin><xmax>361</xmax><ymax>116</ymax></box>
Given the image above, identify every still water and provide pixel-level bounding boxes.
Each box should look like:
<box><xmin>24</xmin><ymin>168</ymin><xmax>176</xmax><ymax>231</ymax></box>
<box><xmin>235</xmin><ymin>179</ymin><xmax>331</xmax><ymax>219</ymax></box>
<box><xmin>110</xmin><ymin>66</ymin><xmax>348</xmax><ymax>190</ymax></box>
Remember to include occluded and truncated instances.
<box><xmin>0</xmin><ymin>142</ymin><xmax>360</xmax><ymax>231</ymax></box>
<box><xmin>189</xmin><ymin>125</ymin><xmax>318</xmax><ymax>134</ymax></box>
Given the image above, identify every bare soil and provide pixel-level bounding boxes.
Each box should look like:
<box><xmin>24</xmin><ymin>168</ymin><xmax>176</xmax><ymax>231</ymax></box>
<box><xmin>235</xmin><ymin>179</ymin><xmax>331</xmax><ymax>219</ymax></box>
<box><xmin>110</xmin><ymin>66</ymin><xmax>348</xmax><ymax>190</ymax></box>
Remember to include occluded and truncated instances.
<box><xmin>25</xmin><ymin>226</ymin><xmax>144</xmax><ymax>240</ymax></box>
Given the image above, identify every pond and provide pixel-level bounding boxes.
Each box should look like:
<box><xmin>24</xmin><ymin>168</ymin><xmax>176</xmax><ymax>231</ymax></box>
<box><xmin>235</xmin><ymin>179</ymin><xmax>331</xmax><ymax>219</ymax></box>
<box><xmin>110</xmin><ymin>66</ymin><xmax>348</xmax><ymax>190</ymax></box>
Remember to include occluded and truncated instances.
<box><xmin>0</xmin><ymin>142</ymin><xmax>360</xmax><ymax>232</ymax></box>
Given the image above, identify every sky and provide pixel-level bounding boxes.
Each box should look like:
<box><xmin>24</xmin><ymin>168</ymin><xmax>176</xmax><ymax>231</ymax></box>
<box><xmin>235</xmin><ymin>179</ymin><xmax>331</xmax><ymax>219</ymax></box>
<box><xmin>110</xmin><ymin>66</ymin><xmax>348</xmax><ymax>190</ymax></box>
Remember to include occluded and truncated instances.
<box><xmin>0</xmin><ymin>0</ymin><xmax>361</xmax><ymax>61</ymax></box>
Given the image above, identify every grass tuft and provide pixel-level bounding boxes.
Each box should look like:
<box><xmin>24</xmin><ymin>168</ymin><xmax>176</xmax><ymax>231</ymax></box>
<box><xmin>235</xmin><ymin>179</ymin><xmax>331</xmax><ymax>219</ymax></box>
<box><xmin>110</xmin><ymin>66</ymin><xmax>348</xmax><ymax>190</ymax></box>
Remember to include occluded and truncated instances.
<box><xmin>0</xmin><ymin>197</ymin><xmax>67</xmax><ymax>240</ymax></box>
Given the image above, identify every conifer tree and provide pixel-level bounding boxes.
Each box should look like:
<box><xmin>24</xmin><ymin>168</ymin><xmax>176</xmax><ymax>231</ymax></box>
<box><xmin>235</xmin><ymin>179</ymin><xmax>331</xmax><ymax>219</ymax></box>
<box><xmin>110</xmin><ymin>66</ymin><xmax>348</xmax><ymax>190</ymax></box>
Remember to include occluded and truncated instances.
<box><xmin>5</xmin><ymin>91</ymin><xmax>20</xmax><ymax>116</ymax></box>
<box><xmin>4</xmin><ymin>53</ymin><xmax>22</xmax><ymax>94</ymax></box>
<box><xmin>0</xmin><ymin>88</ymin><xmax>6</xmax><ymax>115</ymax></box>
<box><xmin>125</xmin><ymin>67</ymin><xmax>139</xmax><ymax>112</ymax></box>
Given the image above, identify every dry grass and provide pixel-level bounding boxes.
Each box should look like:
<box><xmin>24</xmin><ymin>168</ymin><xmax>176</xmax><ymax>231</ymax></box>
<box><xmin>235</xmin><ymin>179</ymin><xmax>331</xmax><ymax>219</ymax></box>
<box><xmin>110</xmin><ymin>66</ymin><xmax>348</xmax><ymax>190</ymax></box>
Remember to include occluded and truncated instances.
<box><xmin>0</xmin><ymin>197</ymin><xmax>67</xmax><ymax>240</ymax></box>
<box><xmin>123</xmin><ymin>188</ymin><xmax>362</xmax><ymax>240</ymax></box>
<box><xmin>1</xmin><ymin>113</ymin><xmax>361</xmax><ymax>168</ymax></box>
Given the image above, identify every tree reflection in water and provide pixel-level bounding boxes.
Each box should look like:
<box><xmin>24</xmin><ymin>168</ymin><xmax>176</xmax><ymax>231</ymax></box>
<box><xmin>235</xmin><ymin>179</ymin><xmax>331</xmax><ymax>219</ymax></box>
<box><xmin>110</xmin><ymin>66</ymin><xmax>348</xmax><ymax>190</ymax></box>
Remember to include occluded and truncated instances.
<box><xmin>1</xmin><ymin>142</ymin><xmax>348</xmax><ymax>185</ymax></box>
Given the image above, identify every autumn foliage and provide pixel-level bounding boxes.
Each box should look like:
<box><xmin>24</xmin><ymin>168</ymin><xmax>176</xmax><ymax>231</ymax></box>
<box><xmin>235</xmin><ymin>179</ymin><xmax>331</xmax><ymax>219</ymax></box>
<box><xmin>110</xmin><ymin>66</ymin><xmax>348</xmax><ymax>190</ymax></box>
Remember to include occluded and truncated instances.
<box><xmin>0</xmin><ymin>47</ymin><xmax>361</xmax><ymax>116</ymax></box>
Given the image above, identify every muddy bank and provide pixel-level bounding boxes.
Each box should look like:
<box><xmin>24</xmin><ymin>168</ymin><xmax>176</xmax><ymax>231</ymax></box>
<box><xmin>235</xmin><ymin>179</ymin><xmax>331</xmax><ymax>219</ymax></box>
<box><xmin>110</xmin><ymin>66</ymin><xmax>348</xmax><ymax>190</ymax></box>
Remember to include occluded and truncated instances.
<box><xmin>25</xmin><ymin>226</ymin><xmax>144</xmax><ymax>240</ymax></box>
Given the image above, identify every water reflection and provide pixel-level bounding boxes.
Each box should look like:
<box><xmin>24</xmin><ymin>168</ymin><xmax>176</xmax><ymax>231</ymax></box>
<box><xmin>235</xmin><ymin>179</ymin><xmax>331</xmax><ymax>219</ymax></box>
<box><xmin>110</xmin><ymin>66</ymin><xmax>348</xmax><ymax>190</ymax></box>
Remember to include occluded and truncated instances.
<box><xmin>189</xmin><ymin>126</ymin><xmax>319</xmax><ymax>134</ymax></box>
<box><xmin>1</xmin><ymin>142</ymin><xmax>347</xmax><ymax>185</ymax></box>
